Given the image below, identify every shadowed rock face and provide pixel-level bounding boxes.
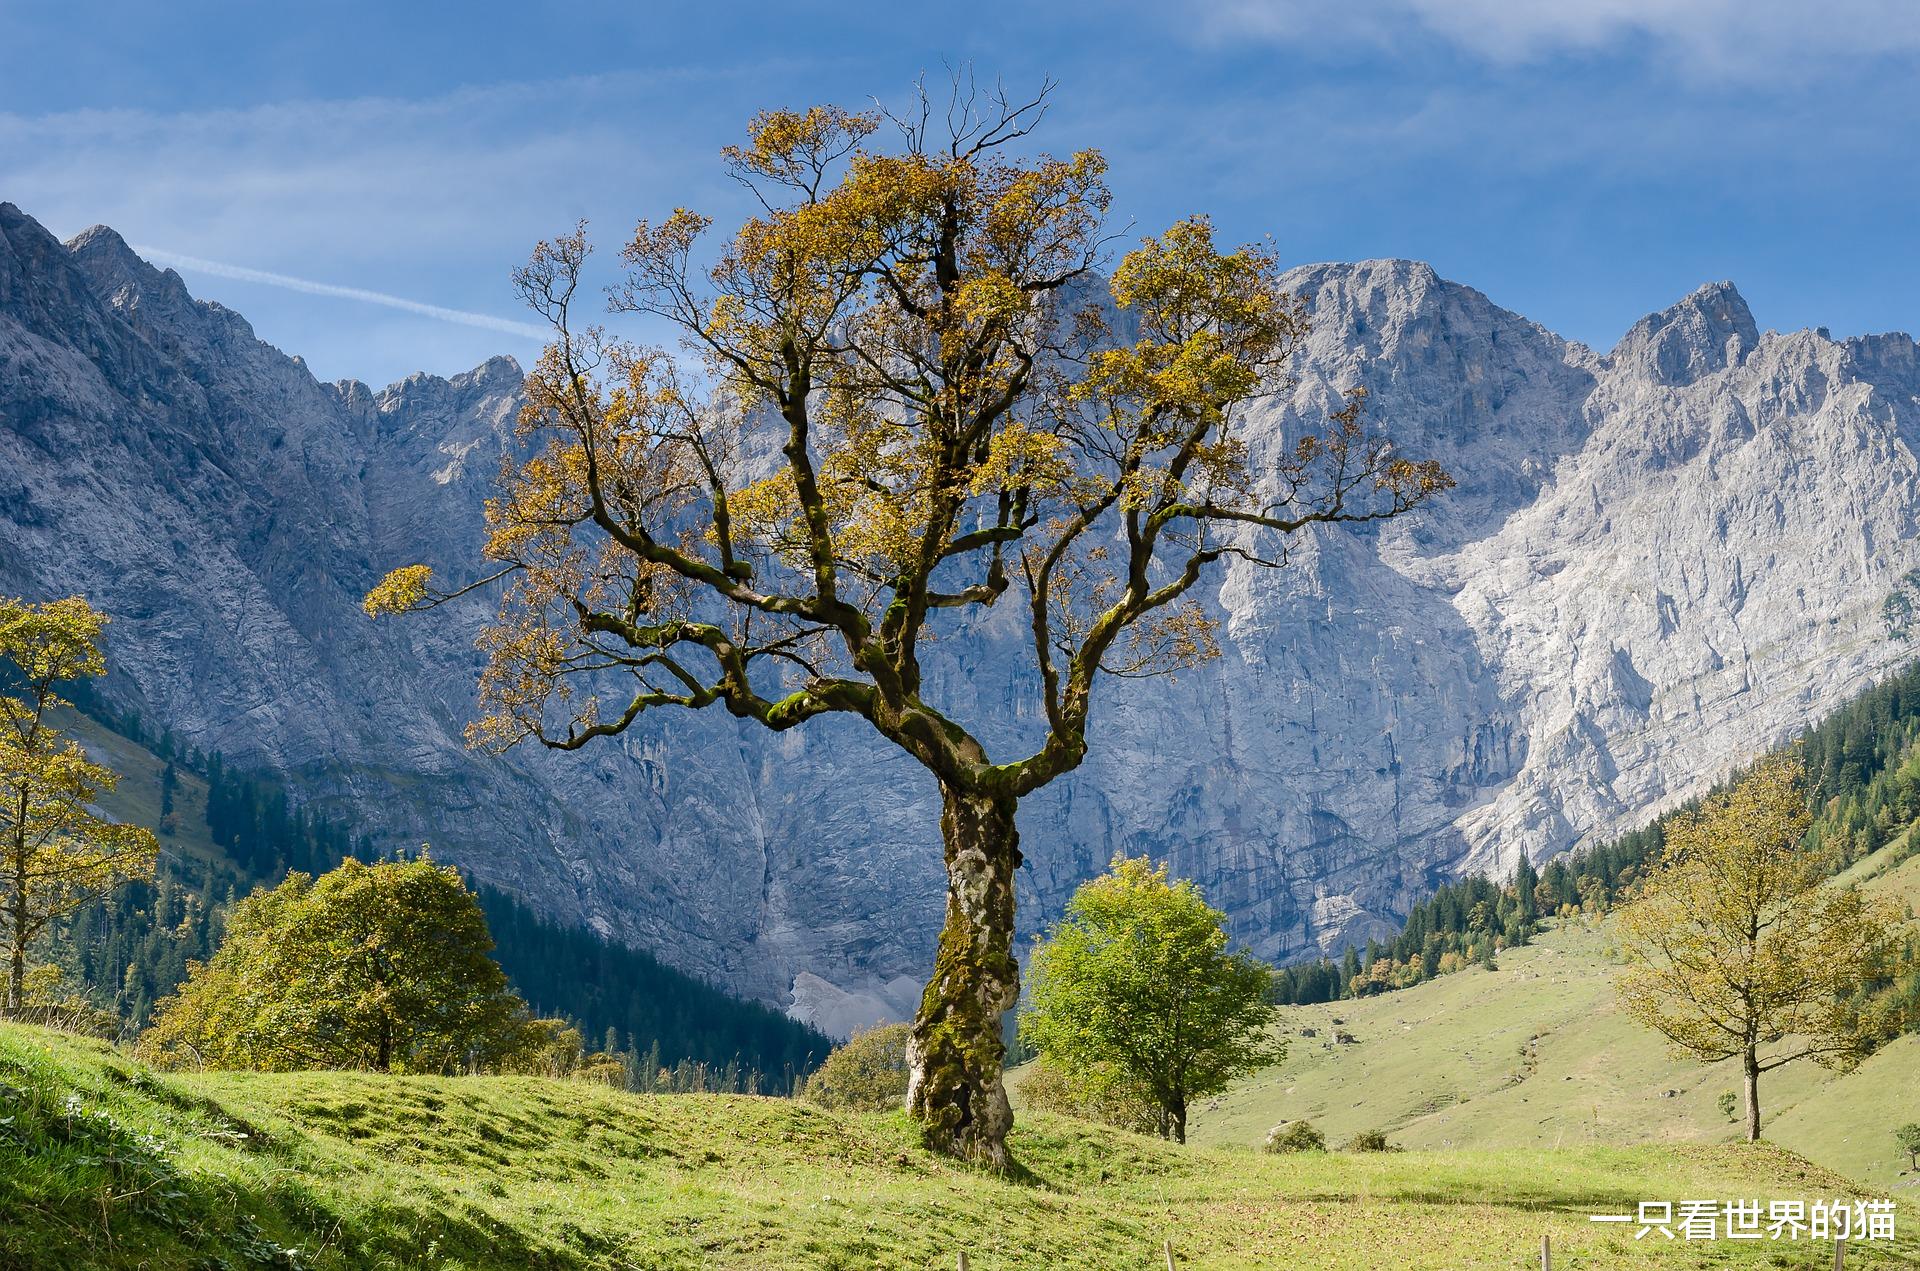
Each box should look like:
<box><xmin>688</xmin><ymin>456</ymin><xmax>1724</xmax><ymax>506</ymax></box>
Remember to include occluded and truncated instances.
<box><xmin>4</xmin><ymin>203</ymin><xmax>1918</xmax><ymax>1034</ymax></box>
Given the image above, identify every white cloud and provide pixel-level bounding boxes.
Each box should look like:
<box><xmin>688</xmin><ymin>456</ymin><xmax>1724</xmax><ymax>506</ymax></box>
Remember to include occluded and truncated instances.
<box><xmin>0</xmin><ymin>72</ymin><xmax>748</xmax><ymax>382</ymax></box>
<box><xmin>1192</xmin><ymin>0</ymin><xmax>1920</xmax><ymax>76</ymax></box>
<box><xmin>133</xmin><ymin>247</ymin><xmax>551</xmax><ymax>340</ymax></box>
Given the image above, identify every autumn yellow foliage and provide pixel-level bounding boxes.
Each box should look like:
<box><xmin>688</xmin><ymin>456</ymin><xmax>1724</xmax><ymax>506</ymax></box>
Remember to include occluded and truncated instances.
<box><xmin>0</xmin><ymin>596</ymin><xmax>159</xmax><ymax>1014</ymax></box>
<box><xmin>366</xmin><ymin>80</ymin><xmax>1450</xmax><ymax>1165</ymax></box>
<box><xmin>1616</xmin><ymin>751</ymin><xmax>1900</xmax><ymax>1141</ymax></box>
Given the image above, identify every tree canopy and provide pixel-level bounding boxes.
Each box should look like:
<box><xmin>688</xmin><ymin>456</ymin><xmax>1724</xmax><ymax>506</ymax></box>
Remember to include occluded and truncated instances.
<box><xmin>368</xmin><ymin>80</ymin><xmax>1446</xmax><ymax>1164</ymax></box>
<box><xmin>1019</xmin><ymin>855</ymin><xmax>1279</xmax><ymax>1142</ymax></box>
<box><xmin>1615</xmin><ymin>751</ymin><xmax>1900</xmax><ymax>1141</ymax></box>
<box><xmin>141</xmin><ymin>857</ymin><xmax>534</xmax><ymax>1073</ymax></box>
<box><xmin>0</xmin><ymin>595</ymin><xmax>158</xmax><ymax>1014</ymax></box>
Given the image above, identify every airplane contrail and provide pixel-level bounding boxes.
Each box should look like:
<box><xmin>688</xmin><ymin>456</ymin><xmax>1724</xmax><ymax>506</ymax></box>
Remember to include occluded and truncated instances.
<box><xmin>131</xmin><ymin>246</ymin><xmax>551</xmax><ymax>340</ymax></box>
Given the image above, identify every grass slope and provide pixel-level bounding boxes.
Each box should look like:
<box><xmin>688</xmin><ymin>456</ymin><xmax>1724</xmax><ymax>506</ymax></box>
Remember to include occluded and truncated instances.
<box><xmin>4</xmin><ymin>1023</ymin><xmax>1917</xmax><ymax>1270</ymax></box>
<box><xmin>64</xmin><ymin>708</ymin><xmax>226</xmax><ymax>868</ymax></box>
<box><xmin>1188</xmin><ymin>838</ymin><xmax>1920</xmax><ymax>1196</ymax></box>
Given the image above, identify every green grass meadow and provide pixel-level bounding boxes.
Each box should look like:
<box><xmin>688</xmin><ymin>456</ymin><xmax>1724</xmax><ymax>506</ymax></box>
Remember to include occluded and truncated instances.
<box><xmin>2</xmin><ymin>1020</ymin><xmax>1916</xmax><ymax>1269</ymax></box>
<box><xmin>1184</xmin><ymin>841</ymin><xmax>1920</xmax><ymax>1198</ymax></box>
<box><xmin>11</xmin><ymin>717</ymin><xmax>1917</xmax><ymax>1267</ymax></box>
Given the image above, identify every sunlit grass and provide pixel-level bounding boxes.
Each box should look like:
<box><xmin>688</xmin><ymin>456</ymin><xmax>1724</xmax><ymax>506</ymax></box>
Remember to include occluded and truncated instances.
<box><xmin>4</xmin><ymin>1022</ymin><xmax>1916</xmax><ymax>1269</ymax></box>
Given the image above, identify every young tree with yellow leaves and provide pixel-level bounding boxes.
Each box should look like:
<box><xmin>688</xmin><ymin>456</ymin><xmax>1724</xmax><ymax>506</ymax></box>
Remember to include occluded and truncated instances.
<box><xmin>367</xmin><ymin>81</ymin><xmax>1449</xmax><ymax>1166</ymax></box>
<box><xmin>0</xmin><ymin>596</ymin><xmax>159</xmax><ymax>1014</ymax></box>
<box><xmin>1616</xmin><ymin>752</ymin><xmax>1900</xmax><ymax>1142</ymax></box>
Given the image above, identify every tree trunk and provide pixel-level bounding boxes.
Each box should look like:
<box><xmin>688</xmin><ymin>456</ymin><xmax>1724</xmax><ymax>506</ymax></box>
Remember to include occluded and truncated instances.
<box><xmin>1170</xmin><ymin>1093</ymin><xmax>1188</xmax><ymax>1145</ymax></box>
<box><xmin>6</xmin><ymin>799</ymin><xmax>26</xmax><ymax>1016</ymax></box>
<box><xmin>1742</xmin><ymin>1048</ymin><xmax>1761</xmax><ymax>1143</ymax></box>
<box><xmin>4</xmin><ymin>939</ymin><xmax>22</xmax><ymax>1016</ymax></box>
<box><xmin>907</xmin><ymin>785</ymin><xmax>1021</xmax><ymax>1169</ymax></box>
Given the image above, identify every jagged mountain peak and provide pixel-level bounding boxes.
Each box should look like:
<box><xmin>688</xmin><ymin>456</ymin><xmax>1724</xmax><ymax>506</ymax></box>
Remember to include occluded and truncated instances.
<box><xmin>1610</xmin><ymin>279</ymin><xmax>1760</xmax><ymax>386</ymax></box>
<box><xmin>1841</xmin><ymin>330</ymin><xmax>1920</xmax><ymax>383</ymax></box>
<box><xmin>0</xmin><ymin>201</ymin><xmax>50</xmax><ymax>246</ymax></box>
<box><xmin>50</xmin><ymin>218</ymin><xmax>278</xmax><ymax>374</ymax></box>
<box><xmin>1284</xmin><ymin>258</ymin><xmax>1449</xmax><ymax>322</ymax></box>
<box><xmin>328</xmin><ymin>349</ymin><xmax>526</xmax><ymax>412</ymax></box>
<box><xmin>1295</xmin><ymin>256</ymin><xmax>1442</xmax><ymax>287</ymax></box>
<box><xmin>0</xmin><ymin>205</ymin><xmax>176</xmax><ymax>390</ymax></box>
<box><xmin>0</xmin><ymin>203</ymin><xmax>94</xmax><ymax>308</ymax></box>
<box><xmin>1280</xmin><ymin>258</ymin><xmax>1576</xmax><ymax>365</ymax></box>
<box><xmin>65</xmin><ymin>223</ymin><xmax>168</xmax><ymax>287</ymax></box>
<box><xmin>473</xmin><ymin>352</ymin><xmax>524</xmax><ymax>381</ymax></box>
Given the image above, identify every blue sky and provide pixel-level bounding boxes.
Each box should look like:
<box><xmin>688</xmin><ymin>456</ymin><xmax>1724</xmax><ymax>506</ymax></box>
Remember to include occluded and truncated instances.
<box><xmin>4</xmin><ymin>0</ymin><xmax>1918</xmax><ymax>387</ymax></box>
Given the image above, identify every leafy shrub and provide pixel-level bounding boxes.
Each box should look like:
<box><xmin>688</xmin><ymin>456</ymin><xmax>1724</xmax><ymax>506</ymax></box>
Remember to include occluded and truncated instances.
<box><xmin>9</xmin><ymin>965</ymin><xmax>119</xmax><ymax>1040</ymax></box>
<box><xmin>1020</xmin><ymin>1058</ymin><xmax>1160</xmax><ymax>1135</ymax></box>
<box><xmin>1716</xmin><ymin>1091</ymin><xmax>1738</xmax><ymax>1123</ymax></box>
<box><xmin>1340</xmin><ymin>1129</ymin><xmax>1399</xmax><ymax>1153</ymax></box>
<box><xmin>1264</xmin><ymin>1120</ymin><xmax>1326</xmax><ymax>1153</ymax></box>
<box><xmin>801</xmin><ymin>1023</ymin><xmax>911</xmax><ymax>1112</ymax></box>
<box><xmin>496</xmin><ymin>1017</ymin><xmax>626</xmax><ymax>1084</ymax></box>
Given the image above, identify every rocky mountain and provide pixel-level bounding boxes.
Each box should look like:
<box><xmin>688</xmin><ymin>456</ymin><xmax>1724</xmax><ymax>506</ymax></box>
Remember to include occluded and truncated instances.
<box><xmin>3</xmin><ymin>201</ymin><xmax>1917</xmax><ymax>1035</ymax></box>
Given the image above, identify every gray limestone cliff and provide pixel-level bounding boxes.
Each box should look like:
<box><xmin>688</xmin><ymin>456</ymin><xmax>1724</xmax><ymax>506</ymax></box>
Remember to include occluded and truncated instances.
<box><xmin>3</xmin><ymin>203</ymin><xmax>1917</xmax><ymax>1035</ymax></box>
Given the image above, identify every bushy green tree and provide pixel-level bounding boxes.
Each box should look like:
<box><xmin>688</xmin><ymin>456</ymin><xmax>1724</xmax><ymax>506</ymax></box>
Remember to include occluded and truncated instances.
<box><xmin>9</xmin><ymin>962</ymin><xmax>118</xmax><ymax>1037</ymax></box>
<box><xmin>140</xmin><ymin>857</ymin><xmax>534</xmax><ymax>1073</ymax></box>
<box><xmin>1020</xmin><ymin>855</ymin><xmax>1279</xmax><ymax>1142</ymax></box>
<box><xmin>802</xmin><ymin>1022</ymin><xmax>912</xmax><ymax>1111</ymax></box>
<box><xmin>499</xmin><ymin>1016</ymin><xmax>628</xmax><ymax>1084</ymax></box>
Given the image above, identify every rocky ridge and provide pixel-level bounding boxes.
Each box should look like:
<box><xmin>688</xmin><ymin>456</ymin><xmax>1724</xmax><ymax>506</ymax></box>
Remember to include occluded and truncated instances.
<box><xmin>3</xmin><ymin>202</ymin><xmax>1917</xmax><ymax>1034</ymax></box>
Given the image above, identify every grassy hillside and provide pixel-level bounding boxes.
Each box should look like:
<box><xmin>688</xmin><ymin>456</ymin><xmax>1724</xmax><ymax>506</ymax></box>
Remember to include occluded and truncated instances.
<box><xmin>3</xmin><ymin>1022</ymin><xmax>1915</xmax><ymax>1270</ymax></box>
<box><xmin>1186</xmin><ymin>835</ymin><xmax>1920</xmax><ymax>1194</ymax></box>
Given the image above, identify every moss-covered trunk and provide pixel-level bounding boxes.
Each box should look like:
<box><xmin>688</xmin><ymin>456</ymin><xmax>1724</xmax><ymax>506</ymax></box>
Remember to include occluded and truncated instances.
<box><xmin>907</xmin><ymin>784</ymin><xmax>1021</xmax><ymax>1168</ymax></box>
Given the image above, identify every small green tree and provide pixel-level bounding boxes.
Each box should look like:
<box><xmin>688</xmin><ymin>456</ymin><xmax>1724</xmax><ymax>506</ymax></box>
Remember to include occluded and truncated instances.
<box><xmin>1896</xmin><ymin>1123</ymin><xmax>1920</xmax><ymax>1172</ymax></box>
<box><xmin>499</xmin><ymin>1017</ymin><xmax>627</xmax><ymax>1084</ymax></box>
<box><xmin>1716</xmin><ymin>1091</ymin><xmax>1738</xmax><ymax>1124</ymax></box>
<box><xmin>1020</xmin><ymin>855</ymin><xmax>1279</xmax><ymax>1143</ymax></box>
<box><xmin>140</xmin><ymin>857</ymin><xmax>532</xmax><ymax>1073</ymax></box>
<box><xmin>802</xmin><ymin>1022</ymin><xmax>912</xmax><ymax>1111</ymax></box>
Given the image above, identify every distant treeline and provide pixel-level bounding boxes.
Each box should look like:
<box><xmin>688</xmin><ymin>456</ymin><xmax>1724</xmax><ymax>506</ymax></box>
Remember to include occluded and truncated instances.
<box><xmin>1271</xmin><ymin>660</ymin><xmax>1920</xmax><ymax>1008</ymax></box>
<box><xmin>1269</xmin><ymin>862</ymin><xmax>1539</xmax><ymax>1005</ymax></box>
<box><xmin>54</xmin><ymin>687</ymin><xmax>829</xmax><ymax>1091</ymax></box>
